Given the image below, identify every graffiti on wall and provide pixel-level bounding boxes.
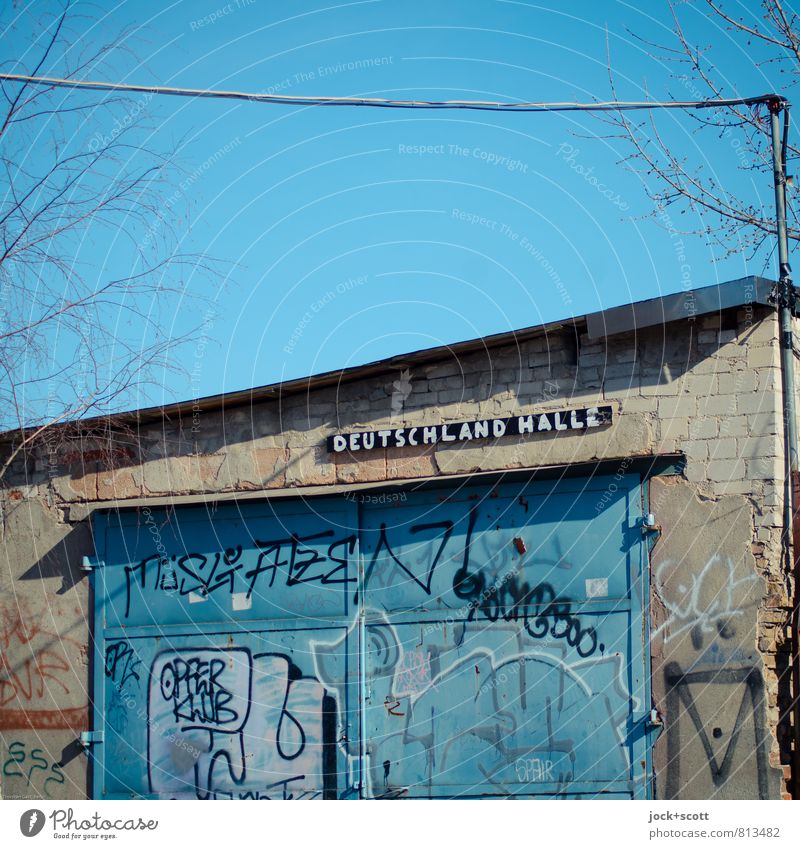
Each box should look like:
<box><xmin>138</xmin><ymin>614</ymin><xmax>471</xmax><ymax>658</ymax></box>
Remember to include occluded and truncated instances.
<box><xmin>364</xmin><ymin>640</ymin><xmax>637</xmax><ymax>798</ymax></box>
<box><xmin>653</xmin><ymin>554</ymin><xmax>758</xmax><ymax>649</ymax></box>
<box><xmin>145</xmin><ymin>648</ymin><xmax>335</xmax><ymax>800</ymax></box>
<box><xmin>0</xmin><ymin>600</ymin><xmax>86</xmax><ymax>731</ymax></box>
<box><xmin>657</xmin><ymin>553</ymin><xmax>776</xmax><ymax>798</ymax></box>
<box><xmin>306</xmin><ymin>602</ymin><xmax>638</xmax><ymax>798</ymax></box>
<box><xmin>105</xmin><ymin>640</ymin><xmax>142</xmax><ymax>690</ymax></box>
<box><xmin>2</xmin><ymin>741</ymin><xmax>66</xmax><ymax>797</ymax></box>
<box><xmin>122</xmin><ymin>534</ymin><xmax>357</xmax><ymax>618</ymax></box>
<box><xmin>648</xmin><ymin>478</ymin><xmax>782</xmax><ymax>801</ymax></box>
<box><xmin>663</xmin><ymin>662</ymin><xmax>773</xmax><ymax>799</ymax></box>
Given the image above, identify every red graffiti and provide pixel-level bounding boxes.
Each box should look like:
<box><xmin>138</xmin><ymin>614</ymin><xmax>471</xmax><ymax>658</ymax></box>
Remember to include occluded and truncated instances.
<box><xmin>0</xmin><ymin>601</ymin><xmax>86</xmax><ymax>730</ymax></box>
<box><xmin>383</xmin><ymin>698</ymin><xmax>405</xmax><ymax>717</ymax></box>
<box><xmin>0</xmin><ymin>707</ymin><xmax>87</xmax><ymax>731</ymax></box>
<box><xmin>0</xmin><ymin>649</ymin><xmax>71</xmax><ymax>706</ymax></box>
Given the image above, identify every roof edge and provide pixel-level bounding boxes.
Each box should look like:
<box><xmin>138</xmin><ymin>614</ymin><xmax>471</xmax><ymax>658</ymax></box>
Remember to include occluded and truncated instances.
<box><xmin>0</xmin><ymin>275</ymin><xmax>779</xmax><ymax>444</ymax></box>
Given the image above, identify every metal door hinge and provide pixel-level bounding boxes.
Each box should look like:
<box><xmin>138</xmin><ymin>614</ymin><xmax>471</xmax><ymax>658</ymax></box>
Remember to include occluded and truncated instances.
<box><xmin>646</xmin><ymin>708</ymin><xmax>663</xmax><ymax>728</ymax></box>
<box><xmin>81</xmin><ymin>555</ymin><xmax>104</xmax><ymax>572</ymax></box>
<box><xmin>640</xmin><ymin>514</ymin><xmax>661</xmax><ymax>536</ymax></box>
<box><xmin>80</xmin><ymin>730</ymin><xmax>103</xmax><ymax>748</ymax></box>
<box><xmin>644</xmin><ymin>708</ymin><xmax>664</xmax><ymax>746</ymax></box>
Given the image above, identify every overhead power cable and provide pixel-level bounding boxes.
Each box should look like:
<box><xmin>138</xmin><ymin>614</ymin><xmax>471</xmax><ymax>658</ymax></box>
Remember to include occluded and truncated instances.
<box><xmin>0</xmin><ymin>72</ymin><xmax>788</xmax><ymax>112</ymax></box>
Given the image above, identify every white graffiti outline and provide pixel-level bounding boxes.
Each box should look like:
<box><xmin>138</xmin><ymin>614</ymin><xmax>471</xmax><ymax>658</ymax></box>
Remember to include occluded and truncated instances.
<box><xmin>652</xmin><ymin>555</ymin><xmax>758</xmax><ymax>644</ymax></box>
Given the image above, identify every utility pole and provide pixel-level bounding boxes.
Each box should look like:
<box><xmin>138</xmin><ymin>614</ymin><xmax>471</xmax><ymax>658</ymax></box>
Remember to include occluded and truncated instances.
<box><xmin>769</xmin><ymin>96</ymin><xmax>800</xmax><ymax>799</ymax></box>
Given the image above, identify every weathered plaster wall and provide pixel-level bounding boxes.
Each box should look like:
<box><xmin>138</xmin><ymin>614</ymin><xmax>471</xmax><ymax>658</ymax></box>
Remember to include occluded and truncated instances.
<box><xmin>0</xmin><ymin>302</ymin><xmax>791</xmax><ymax>799</ymax></box>
<box><xmin>650</xmin><ymin>477</ymin><xmax>782</xmax><ymax>799</ymax></box>
<box><xmin>0</xmin><ymin>497</ymin><xmax>90</xmax><ymax>799</ymax></box>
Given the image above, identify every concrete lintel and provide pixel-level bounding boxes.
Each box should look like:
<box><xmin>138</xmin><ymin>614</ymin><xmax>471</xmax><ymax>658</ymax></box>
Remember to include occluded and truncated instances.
<box><xmin>64</xmin><ymin>453</ymin><xmax>684</xmax><ymax>521</ymax></box>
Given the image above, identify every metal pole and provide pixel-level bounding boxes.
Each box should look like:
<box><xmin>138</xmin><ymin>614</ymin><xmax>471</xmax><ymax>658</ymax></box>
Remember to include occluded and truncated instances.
<box><xmin>769</xmin><ymin>97</ymin><xmax>800</xmax><ymax>798</ymax></box>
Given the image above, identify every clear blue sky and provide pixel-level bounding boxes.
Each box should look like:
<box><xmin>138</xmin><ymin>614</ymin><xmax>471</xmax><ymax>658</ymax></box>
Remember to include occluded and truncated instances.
<box><xmin>5</xmin><ymin>0</ymin><xmax>787</xmax><ymax>412</ymax></box>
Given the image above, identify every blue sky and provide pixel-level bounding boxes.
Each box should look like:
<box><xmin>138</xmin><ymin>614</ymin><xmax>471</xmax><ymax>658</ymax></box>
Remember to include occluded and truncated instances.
<box><xmin>4</xmin><ymin>0</ymin><xmax>788</xmax><ymax>412</ymax></box>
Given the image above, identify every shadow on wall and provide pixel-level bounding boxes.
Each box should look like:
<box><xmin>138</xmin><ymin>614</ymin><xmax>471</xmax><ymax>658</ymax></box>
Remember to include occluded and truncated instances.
<box><xmin>16</xmin><ymin>517</ymin><xmax>90</xmax><ymax>595</ymax></box>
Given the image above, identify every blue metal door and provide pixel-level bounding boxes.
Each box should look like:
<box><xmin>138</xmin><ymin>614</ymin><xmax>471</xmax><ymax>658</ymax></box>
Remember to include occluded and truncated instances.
<box><xmin>91</xmin><ymin>474</ymin><xmax>649</xmax><ymax>798</ymax></box>
<box><xmin>359</xmin><ymin>476</ymin><xmax>649</xmax><ymax>798</ymax></box>
<box><xmin>92</xmin><ymin>497</ymin><xmax>362</xmax><ymax>799</ymax></box>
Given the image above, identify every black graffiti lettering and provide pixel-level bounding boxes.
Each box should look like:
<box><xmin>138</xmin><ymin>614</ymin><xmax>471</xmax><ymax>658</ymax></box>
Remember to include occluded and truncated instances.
<box><xmin>175</xmin><ymin>553</ymin><xmax>208</xmax><ymax>596</ymax></box>
<box><xmin>275</xmin><ymin>700</ymin><xmax>306</xmax><ymax>760</ymax></box>
<box><xmin>476</xmin><ymin>577</ymin><xmax>542</xmax><ymax>625</ymax></box>
<box><xmin>105</xmin><ymin>640</ymin><xmax>142</xmax><ymax>689</ymax></box>
<box><xmin>287</xmin><ymin>531</ymin><xmax>335</xmax><ymax>586</ymax></box>
<box><xmin>160</xmin><ymin>656</ymin><xmax>239</xmax><ymax>727</ymax></box>
<box><xmin>177</xmin><ymin>553</ymin><xmax>208</xmax><ymax>596</ymax></box>
<box><xmin>664</xmin><ymin>662</ymin><xmax>775</xmax><ymax>800</ymax></box>
<box><xmin>236</xmin><ymin>776</ymin><xmax>318</xmax><ymax>800</ymax></box>
<box><xmin>562</xmin><ymin>616</ymin><xmax>585</xmax><ymax>651</ymax></box>
<box><xmin>453</xmin><ymin>508</ymin><xmax>482</xmax><ymax>610</ymax></box>
<box><xmin>548</xmin><ymin>602</ymin><xmax>575</xmax><ymax>640</ymax></box>
<box><xmin>123</xmin><ymin>554</ymin><xmax>163</xmax><ymax>618</ymax></box>
<box><xmin>245</xmin><ymin>533</ymin><xmax>357</xmax><ymax>596</ymax></box>
<box><xmin>453</xmin><ymin>550</ymin><xmax>599</xmax><ymax>656</ymax></box>
<box><xmin>208</xmin><ymin>546</ymin><xmax>243</xmax><ymax>593</ymax></box>
<box><xmin>324</xmin><ymin>535</ymin><xmax>357</xmax><ymax>584</ymax></box>
<box><xmin>126</xmin><ymin>534</ymin><xmax>356</xmax><ymax>615</ymax></box>
<box><xmin>177</xmin><ymin>548</ymin><xmax>244</xmax><ymax>598</ymax></box>
<box><xmin>453</xmin><ymin>566</ymin><xmax>486</xmax><ymax>613</ymax></box>
<box><xmin>245</xmin><ymin>541</ymin><xmax>285</xmax><ymax>598</ymax></box>
<box><xmin>447</xmin><ymin>506</ymin><xmax>601</xmax><ymax>657</ymax></box>
<box><xmin>523</xmin><ymin>594</ymin><xmax>598</xmax><ymax>658</ymax></box>
<box><xmin>288</xmin><ymin>546</ymin><xmax>327</xmax><ymax>585</ymax></box>
<box><xmin>526</xmin><ymin>609</ymin><xmax>551</xmax><ymax>640</ymax></box>
<box><xmin>365</xmin><ymin>520</ymin><xmax>454</xmax><ymax>597</ymax></box>
<box><xmin>246</xmin><ymin>652</ymin><xmax>336</xmax><ymax>771</ymax></box>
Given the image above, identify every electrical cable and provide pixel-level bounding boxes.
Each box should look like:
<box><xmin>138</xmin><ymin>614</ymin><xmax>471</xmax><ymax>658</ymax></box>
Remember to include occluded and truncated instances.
<box><xmin>0</xmin><ymin>72</ymin><xmax>788</xmax><ymax>112</ymax></box>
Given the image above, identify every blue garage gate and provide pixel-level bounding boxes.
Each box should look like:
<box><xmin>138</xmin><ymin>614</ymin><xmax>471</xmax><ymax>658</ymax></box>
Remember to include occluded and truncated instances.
<box><xmin>91</xmin><ymin>473</ymin><xmax>651</xmax><ymax>798</ymax></box>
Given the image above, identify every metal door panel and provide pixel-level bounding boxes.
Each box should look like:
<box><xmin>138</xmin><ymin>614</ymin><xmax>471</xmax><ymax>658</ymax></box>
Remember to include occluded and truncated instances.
<box><xmin>359</xmin><ymin>478</ymin><xmax>635</xmax><ymax>618</ymax></box>
<box><xmin>100</xmin><ymin>501</ymin><xmax>357</xmax><ymax>629</ymax></box>
<box><xmin>98</xmin><ymin>627</ymin><xmax>349</xmax><ymax>800</ymax></box>
<box><xmin>359</xmin><ymin>475</ymin><xmax>647</xmax><ymax>798</ymax></box>
<box><xmin>93</xmin><ymin>498</ymin><xmax>361</xmax><ymax>799</ymax></box>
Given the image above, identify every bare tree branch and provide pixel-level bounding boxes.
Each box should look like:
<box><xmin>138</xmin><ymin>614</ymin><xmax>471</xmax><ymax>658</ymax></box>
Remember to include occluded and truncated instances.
<box><xmin>602</xmin><ymin>0</ymin><xmax>800</xmax><ymax>259</ymax></box>
<box><xmin>0</xmin><ymin>2</ymin><xmax>223</xmax><ymax>479</ymax></box>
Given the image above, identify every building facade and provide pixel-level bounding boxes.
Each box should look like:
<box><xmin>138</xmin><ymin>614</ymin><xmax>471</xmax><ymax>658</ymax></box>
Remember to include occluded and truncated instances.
<box><xmin>0</xmin><ymin>276</ymin><xmax>794</xmax><ymax>799</ymax></box>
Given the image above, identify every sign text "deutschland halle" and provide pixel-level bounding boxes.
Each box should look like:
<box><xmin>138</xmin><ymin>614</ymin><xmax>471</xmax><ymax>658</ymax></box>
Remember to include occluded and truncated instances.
<box><xmin>327</xmin><ymin>406</ymin><xmax>613</xmax><ymax>453</ymax></box>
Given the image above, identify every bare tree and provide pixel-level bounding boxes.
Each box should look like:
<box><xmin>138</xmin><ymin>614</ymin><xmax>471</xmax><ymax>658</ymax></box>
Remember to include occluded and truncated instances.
<box><xmin>603</xmin><ymin>0</ymin><xmax>800</xmax><ymax>258</ymax></box>
<box><xmin>0</xmin><ymin>2</ymin><xmax>215</xmax><ymax>478</ymax></box>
